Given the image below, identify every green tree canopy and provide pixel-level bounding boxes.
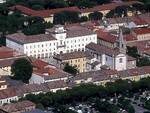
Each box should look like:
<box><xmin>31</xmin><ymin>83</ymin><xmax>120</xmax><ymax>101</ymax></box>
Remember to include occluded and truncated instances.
<box><xmin>11</xmin><ymin>58</ymin><xmax>33</xmax><ymax>83</ymax></box>
<box><xmin>63</xmin><ymin>63</ymin><xmax>79</xmax><ymax>75</ymax></box>
<box><xmin>54</xmin><ymin>11</ymin><xmax>80</xmax><ymax>25</ymax></box>
<box><xmin>89</xmin><ymin>11</ymin><xmax>103</xmax><ymax>20</ymax></box>
<box><xmin>137</xmin><ymin>57</ymin><xmax>150</xmax><ymax>67</ymax></box>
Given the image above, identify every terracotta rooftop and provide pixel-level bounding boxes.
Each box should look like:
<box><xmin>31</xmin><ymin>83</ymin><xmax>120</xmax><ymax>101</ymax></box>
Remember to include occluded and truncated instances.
<box><xmin>9</xmin><ymin>1</ymin><xmax>141</xmax><ymax>18</ymax></box>
<box><xmin>0</xmin><ymin>55</ymin><xmax>28</xmax><ymax>68</ymax></box>
<box><xmin>86</xmin><ymin>42</ymin><xmax>120</xmax><ymax>56</ymax></box>
<box><xmin>124</xmin><ymin>34</ymin><xmax>137</xmax><ymax>42</ymax></box>
<box><xmin>96</xmin><ymin>29</ymin><xmax>117</xmax><ymax>43</ymax></box>
<box><xmin>45</xmin><ymin>80</ymin><xmax>68</xmax><ymax>90</ymax></box>
<box><xmin>127</xmin><ymin>55</ymin><xmax>136</xmax><ymax>61</ymax></box>
<box><xmin>6</xmin><ymin>33</ymin><xmax>56</xmax><ymax>44</ymax></box>
<box><xmin>33</xmin><ymin>66</ymin><xmax>69</xmax><ymax>80</ymax></box>
<box><xmin>136</xmin><ymin>40</ymin><xmax>150</xmax><ymax>55</ymax></box>
<box><xmin>46</xmin><ymin>25</ymin><xmax>96</xmax><ymax>38</ymax></box>
<box><xmin>32</xmin><ymin>59</ymin><xmax>49</xmax><ymax>69</ymax></box>
<box><xmin>74</xmin><ymin>66</ymin><xmax>150</xmax><ymax>82</ymax></box>
<box><xmin>131</xmin><ymin>17</ymin><xmax>148</xmax><ymax>25</ymax></box>
<box><xmin>139</xmin><ymin>13</ymin><xmax>150</xmax><ymax>24</ymax></box>
<box><xmin>54</xmin><ymin>51</ymin><xmax>87</xmax><ymax>61</ymax></box>
<box><xmin>9</xmin><ymin>5</ymin><xmax>80</xmax><ymax>18</ymax></box>
<box><xmin>133</xmin><ymin>28</ymin><xmax>150</xmax><ymax>35</ymax></box>
<box><xmin>0</xmin><ymin>66</ymin><xmax>150</xmax><ymax>101</ymax></box>
<box><xmin>0</xmin><ymin>87</ymin><xmax>16</xmax><ymax>99</ymax></box>
<box><xmin>81</xmin><ymin>1</ymin><xmax>141</xmax><ymax>13</ymax></box>
<box><xmin>0</xmin><ymin>46</ymin><xmax>14</xmax><ymax>59</ymax></box>
<box><xmin>0</xmin><ymin>100</ymin><xmax>35</xmax><ymax>112</ymax></box>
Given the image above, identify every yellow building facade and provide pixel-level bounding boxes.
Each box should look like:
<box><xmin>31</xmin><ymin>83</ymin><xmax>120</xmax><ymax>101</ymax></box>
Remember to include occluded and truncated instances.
<box><xmin>63</xmin><ymin>57</ymin><xmax>86</xmax><ymax>73</ymax></box>
<box><xmin>54</xmin><ymin>51</ymin><xmax>87</xmax><ymax>73</ymax></box>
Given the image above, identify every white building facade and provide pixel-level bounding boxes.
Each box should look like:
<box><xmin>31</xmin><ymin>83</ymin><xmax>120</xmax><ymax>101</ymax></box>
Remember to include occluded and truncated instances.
<box><xmin>6</xmin><ymin>25</ymin><xmax>97</xmax><ymax>59</ymax></box>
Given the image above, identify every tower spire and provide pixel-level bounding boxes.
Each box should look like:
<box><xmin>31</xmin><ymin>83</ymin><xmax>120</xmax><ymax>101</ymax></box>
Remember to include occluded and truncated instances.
<box><xmin>118</xmin><ymin>27</ymin><xmax>126</xmax><ymax>54</ymax></box>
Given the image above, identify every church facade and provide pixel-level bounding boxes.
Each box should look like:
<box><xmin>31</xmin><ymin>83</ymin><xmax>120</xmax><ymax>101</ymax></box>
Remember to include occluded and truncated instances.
<box><xmin>86</xmin><ymin>27</ymin><xmax>127</xmax><ymax>71</ymax></box>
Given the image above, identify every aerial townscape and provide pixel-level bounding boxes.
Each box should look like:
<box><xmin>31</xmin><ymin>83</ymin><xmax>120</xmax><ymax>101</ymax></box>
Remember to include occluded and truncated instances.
<box><xmin>0</xmin><ymin>0</ymin><xmax>150</xmax><ymax>113</ymax></box>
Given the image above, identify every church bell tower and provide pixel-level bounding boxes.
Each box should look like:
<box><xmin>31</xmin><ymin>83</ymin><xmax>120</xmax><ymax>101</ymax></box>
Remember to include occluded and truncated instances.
<box><xmin>117</xmin><ymin>27</ymin><xmax>126</xmax><ymax>54</ymax></box>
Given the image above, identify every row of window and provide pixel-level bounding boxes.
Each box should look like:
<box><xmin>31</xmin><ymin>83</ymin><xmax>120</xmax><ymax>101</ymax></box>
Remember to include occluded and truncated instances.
<box><xmin>25</xmin><ymin>36</ymin><xmax>96</xmax><ymax>49</ymax></box>
<box><xmin>25</xmin><ymin>43</ymin><xmax>87</xmax><ymax>50</ymax></box>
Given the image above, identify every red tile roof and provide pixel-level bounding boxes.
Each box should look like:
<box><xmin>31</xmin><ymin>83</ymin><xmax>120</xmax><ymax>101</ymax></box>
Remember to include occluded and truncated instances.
<box><xmin>9</xmin><ymin>1</ymin><xmax>141</xmax><ymax>18</ymax></box>
<box><xmin>0</xmin><ymin>87</ymin><xmax>16</xmax><ymax>99</ymax></box>
<box><xmin>124</xmin><ymin>34</ymin><xmax>137</xmax><ymax>42</ymax></box>
<box><xmin>136</xmin><ymin>40</ymin><xmax>150</xmax><ymax>55</ymax></box>
<box><xmin>133</xmin><ymin>18</ymin><xmax>147</xmax><ymax>25</ymax></box>
<box><xmin>54</xmin><ymin>51</ymin><xmax>87</xmax><ymax>61</ymax></box>
<box><xmin>0</xmin><ymin>100</ymin><xmax>35</xmax><ymax>112</ymax></box>
<box><xmin>134</xmin><ymin>28</ymin><xmax>150</xmax><ymax>35</ymax></box>
<box><xmin>81</xmin><ymin>1</ymin><xmax>142</xmax><ymax>13</ymax></box>
<box><xmin>9</xmin><ymin>5</ymin><xmax>80</xmax><ymax>18</ymax></box>
<box><xmin>0</xmin><ymin>47</ymin><xmax>14</xmax><ymax>59</ymax></box>
<box><xmin>96</xmin><ymin>29</ymin><xmax>117</xmax><ymax>43</ymax></box>
<box><xmin>81</xmin><ymin>3</ymin><xmax>119</xmax><ymax>13</ymax></box>
<box><xmin>32</xmin><ymin>59</ymin><xmax>49</xmax><ymax>69</ymax></box>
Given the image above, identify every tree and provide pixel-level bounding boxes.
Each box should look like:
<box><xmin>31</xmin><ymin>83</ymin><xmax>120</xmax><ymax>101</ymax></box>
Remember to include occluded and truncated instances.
<box><xmin>106</xmin><ymin>5</ymin><xmax>129</xmax><ymax>18</ymax></box>
<box><xmin>132</xmin><ymin>3</ymin><xmax>144</xmax><ymax>13</ymax></box>
<box><xmin>31</xmin><ymin>4</ymin><xmax>44</xmax><ymax>10</ymax></box>
<box><xmin>105</xmin><ymin>10</ymin><xmax>114</xmax><ymax>18</ymax></box>
<box><xmin>45</xmin><ymin>0</ymin><xmax>68</xmax><ymax>9</ymax></box>
<box><xmin>76</xmin><ymin>0</ymin><xmax>97</xmax><ymax>8</ymax></box>
<box><xmin>0</xmin><ymin>33</ymin><xmax>6</xmax><ymax>46</ymax></box>
<box><xmin>36</xmin><ymin>103</ymin><xmax>45</xmax><ymax>110</ymax></box>
<box><xmin>89</xmin><ymin>11</ymin><xmax>103</xmax><ymax>20</ymax></box>
<box><xmin>63</xmin><ymin>63</ymin><xmax>78</xmax><ymax>75</ymax></box>
<box><xmin>11</xmin><ymin>58</ymin><xmax>33</xmax><ymax>83</ymax></box>
<box><xmin>93</xmin><ymin>0</ymin><xmax>111</xmax><ymax>5</ymax></box>
<box><xmin>54</xmin><ymin>11</ymin><xmax>80</xmax><ymax>24</ymax></box>
<box><xmin>23</xmin><ymin>22</ymin><xmax>45</xmax><ymax>35</ymax></box>
<box><xmin>79</xmin><ymin>16</ymin><xmax>88</xmax><ymax>22</ymax></box>
<box><xmin>145</xmin><ymin>100</ymin><xmax>150</xmax><ymax>110</ymax></box>
<box><xmin>137</xmin><ymin>57</ymin><xmax>150</xmax><ymax>67</ymax></box>
<box><xmin>127</xmin><ymin>46</ymin><xmax>139</xmax><ymax>58</ymax></box>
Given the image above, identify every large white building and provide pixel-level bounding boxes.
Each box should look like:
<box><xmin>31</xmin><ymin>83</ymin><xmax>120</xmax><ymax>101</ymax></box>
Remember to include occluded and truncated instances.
<box><xmin>6</xmin><ymin>25</ymin><xmax>97</xmax><ymax>59</ymax></box>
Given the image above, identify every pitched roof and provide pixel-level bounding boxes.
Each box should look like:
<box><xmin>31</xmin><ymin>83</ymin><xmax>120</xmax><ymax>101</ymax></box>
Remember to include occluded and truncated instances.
<box><xmin>124</xmin><ymin>34</ymin><xmax>137</xmax><ymax>42</ymax></box>
<box><xmin>96</xmin><ymin>29</ymin><xmax>117</xmax><ymax>43</ymax></box>
<box><xmin>33</xmin><ymin>66</ymin><xmax>69</xmax><ymax>80</ymax></box>
<box><xmin>0</xmin><ymin>47</ymin><xmax>14</xmax><ymax>59</ymax></box>
<box><xmin>0</xmin><ymin>87</ymin><xmax>17</xmax><ymax>99</ymax></box>
<box><xmin>0</xmin><ymin>55</ymin><xmax>28</xmax><ymax>68</ymax></box>
<box><xmin>0</xmin><ymin>100</ymin><xmax>35</xmax><ymax>112</ymax></box>
<box><xmin>81</xmin><ymin>1</ymin><xmax>142</xmax><ymax>13</ymax></box>
<box><xmin>136</xmin><ymin>40</ymin><xmax>150</xmax><ymax>55</ymax></box>
<box><xmin>86</xmin><ymin>42</ymin><xmax>120</xmax><ymax>56</ymax></box>
<box><xmin>133</xmin><ymin>28</ymin><xmax>150</xmax><ymax>35</ymax></box>
<box><xmin>66</xmin><ymin>25</ymin><xmax>95</xmax><ymax>38</ymax></box>
<box><xmin>32</xmin><ymin>59</ymin><xmax>49</xmax><ymax>69</ymax></box>
<box><xmin>46</xmin><ymin>25</ymin><xmax>96</xmax><ymax>38</ymax></box>
<box><xmin>9</xmin><ymin>5</ymin><xmax>80</xmax><ymax>18</ymax></box>
<box><xmin>132</xmin><ymin>17</ymin><xmax>148</xmax><ymax>25</ymax></box>
<box><xmin>54</xmin><ymin>51</ymin><xmax>86</xmax><ymax>61</ymax></box>
<box><xmin>127</xmin><ymin>55</ymin><xmax>136</xmax><ymax>61</ymax></box>
<box><xmin>6</xmin><ymin>33</ymin><xmax>56</xmax><ymax>44</ymax></box>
